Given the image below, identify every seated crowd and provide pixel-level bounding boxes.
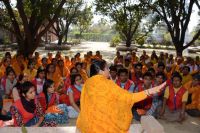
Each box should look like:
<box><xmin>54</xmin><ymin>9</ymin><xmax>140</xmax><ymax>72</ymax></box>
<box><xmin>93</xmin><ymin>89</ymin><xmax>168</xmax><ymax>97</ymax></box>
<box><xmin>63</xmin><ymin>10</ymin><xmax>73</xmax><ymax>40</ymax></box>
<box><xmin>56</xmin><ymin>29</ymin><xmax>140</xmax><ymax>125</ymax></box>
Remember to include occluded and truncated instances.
<box><xmin>0</xmin><ymin>50</ymin><xmax>199</xmax><ymax>127</ymax></box>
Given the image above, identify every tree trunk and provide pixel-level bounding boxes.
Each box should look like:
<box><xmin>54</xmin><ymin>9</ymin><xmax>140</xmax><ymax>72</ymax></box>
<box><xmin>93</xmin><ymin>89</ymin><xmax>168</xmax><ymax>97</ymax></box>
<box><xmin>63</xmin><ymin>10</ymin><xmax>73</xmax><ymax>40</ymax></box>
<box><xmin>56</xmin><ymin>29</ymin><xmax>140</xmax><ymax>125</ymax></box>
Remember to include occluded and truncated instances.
<box><xmin>17</xmin><ymin>38</ymin><xmax>39</xmax><ymax>57</ymax></box>
<box><xmin>175</xmin><ymin>44</ymin><xmax>184</xmax><ymax>57</ymax></box>
<box><xmin>57</xmin><ymin>35</ymin><xmax>63</xmax><ymax>46</ymax></box>
<box><xmin>125</xmin><ymin>38</ymin><xmax>132</xmax><ymax>47</ymax></box>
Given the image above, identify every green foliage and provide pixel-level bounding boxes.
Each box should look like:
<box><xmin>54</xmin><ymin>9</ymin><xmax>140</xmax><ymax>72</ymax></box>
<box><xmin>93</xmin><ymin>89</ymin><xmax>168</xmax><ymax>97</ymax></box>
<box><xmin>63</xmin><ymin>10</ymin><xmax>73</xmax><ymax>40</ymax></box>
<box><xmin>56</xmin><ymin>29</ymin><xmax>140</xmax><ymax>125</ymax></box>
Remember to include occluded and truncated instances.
<box><xmin>95</xmin><ymin>0</ymin><xmax>154</xmax><ymax>46</ymax></box>
<box><xmin>77</xmin><ymin>5</ymin><xmax>93</xmax><ymax>36</ymax></box>
<box><xmin>110</xmin><ymin>35</ymin><xmax>121</xmax><ymax>47</ymax></box>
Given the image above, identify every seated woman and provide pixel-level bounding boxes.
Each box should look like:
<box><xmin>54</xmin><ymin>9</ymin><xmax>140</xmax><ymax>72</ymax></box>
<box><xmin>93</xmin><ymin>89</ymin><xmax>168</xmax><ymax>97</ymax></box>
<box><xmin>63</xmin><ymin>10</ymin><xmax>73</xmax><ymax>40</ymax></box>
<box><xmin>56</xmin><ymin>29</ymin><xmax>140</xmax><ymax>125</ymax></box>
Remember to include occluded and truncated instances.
<box><xmin>46</xmin><ymin>63</ymin><xmax>62</xmax><ymax>90</ymax></box>
<box><xmin>67</xmin><ymin>74</ymin><xmax>83</xmax><ymax>118</ymax></box>
<box><xmin>23</xmin><ymin>59</ymin><xmax>37</xmax><ymax>81</ymax></box>
<box><xmin>38</xmin><ymin>79</ymin><xmax>69</xmax><ymax>124</ymax></box>
<box><xmin>59</xmin><ymin>67</ymin><xmax>78</xmax><ymax>99</ymax></box>
<box><xmin>32</xmin><ymin>67</ymin><xmax>46</xmax><ymax>94</ymax></box>
<box><xmin>185</xmin><ymin>73</ymin><xmax>200</xmax><ymax>117</ymax></box>
<box><xmin>10</xmin><ymin>82</ymin><xmax>56</xmax><ymax>127</ymax></box>
<box><xmin>1</xmin><ymin>66</ymin><xmax>17</xmax><ymax>98</ymax></box>
<box><xmin>12</xmin><ymin>73</ymin><xmax>29</xmax><ymax>101</ymax></box>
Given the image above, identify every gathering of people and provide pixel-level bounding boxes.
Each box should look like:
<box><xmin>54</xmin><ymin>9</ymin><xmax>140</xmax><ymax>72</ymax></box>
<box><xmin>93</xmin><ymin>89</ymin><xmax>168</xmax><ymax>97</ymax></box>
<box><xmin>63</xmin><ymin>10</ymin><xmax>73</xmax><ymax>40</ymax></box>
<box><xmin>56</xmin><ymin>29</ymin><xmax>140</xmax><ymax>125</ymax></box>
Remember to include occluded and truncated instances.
<box><xmin>0</xmin><ymin>50</ymin><xmax>199</xmax><ymax>129</ymax></box>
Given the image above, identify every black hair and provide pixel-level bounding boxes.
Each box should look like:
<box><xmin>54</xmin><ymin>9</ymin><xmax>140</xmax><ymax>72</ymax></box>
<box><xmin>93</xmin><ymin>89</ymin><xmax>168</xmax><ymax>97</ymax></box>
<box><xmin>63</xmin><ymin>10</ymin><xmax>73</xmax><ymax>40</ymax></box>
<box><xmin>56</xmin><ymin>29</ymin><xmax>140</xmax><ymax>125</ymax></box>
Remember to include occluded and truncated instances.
<box><xmin>90</xmin><ymin>60</ymin><xmax>107</xmax><ymax>77</ymax></box>
<box><xmin>143</xmin><ymin>72</ymin><xmax>152</xmax><ymax>79</ymax></box>
<box><xmin>70</xmin><ymin>73</ymin><xmax>82</xmax><ymax>85</ymax></box>
<box><xmin>21</xmin><ymin>81</ymin><xmax>35</xmax><ymax>97</ymax></box>
<box><xmin>134</xmin><ymin>63</ymin><xmax>143</xmax><ymax>68</ymax></box>
<box><xmin>70</xmin><ymin>67</ymin><xmax>78</xmax><ymax>74</ymax></box>
<box><xmin>109</xmin><ymin>65</ymin><xmax>117</xmax><ymax>72</ymax></box>
<box><xmin>75</xmin><ymin>62</ymin><xmax>83</xmax><ymax>67</ymax></box>
<box><xmin>27</xmin><ymin>59</ymin><xmax>35</xmax><ymax>69</ymax></box>
<box><xmin>156</xmin><ymin>72</ymin><xmax>166</xmax><ymax>80</ymax></box>
<box><xmin>172</xmin><ymin>72</ymin><xmax>182</xmax><ymax>81</ymax></box>
<box><xmin>43</xmin><ymin>79</ymin><xmax>54</xmax><ymax>108</ymax></box>
<box><xmin>117</xmin><ymin>68</ymin><xmax>129</xmax><ymax>76</ymax></box>
<box><xmin>183</xmin><ymin>66</ymin><xmax>190</xmax><ymax>72</ymax></box>
<box><xmin>148</xmin><ymin>68</ymin><xmax>155</xmax><ymax>73</ymax></box>
<box><xmin>192</xmin><ymin>73</ymin><xmax>200</xmax><ymax>81</ymax></box>
<box><xmin>46</xmin><ymin>63</ymin><xmax>55</xmax><ymax>74</ymax></box>
<box><xmin>6</xmin><ymin>66</ymin><xmax>16</xmax><ymax>76</ymax></box>
<box><xmin>158</xmin><ymin>62</ymin><xmax>165</xmax><ymax>69</ymax></box>
<box><xmin>36</xmin><ymin>66</ymin><xmax>45</xmax><ymax>78</ymax></box>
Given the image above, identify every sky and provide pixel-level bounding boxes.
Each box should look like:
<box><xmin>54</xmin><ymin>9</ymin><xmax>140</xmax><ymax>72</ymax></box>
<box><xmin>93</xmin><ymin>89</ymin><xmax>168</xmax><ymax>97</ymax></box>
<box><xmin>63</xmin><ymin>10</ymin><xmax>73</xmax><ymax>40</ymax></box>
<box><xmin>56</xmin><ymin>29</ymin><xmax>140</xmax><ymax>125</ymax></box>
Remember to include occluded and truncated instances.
<box><xmin>10</xmin><ymin>0</ymin><xmax>200</xmax><ymax>32</ymax></box>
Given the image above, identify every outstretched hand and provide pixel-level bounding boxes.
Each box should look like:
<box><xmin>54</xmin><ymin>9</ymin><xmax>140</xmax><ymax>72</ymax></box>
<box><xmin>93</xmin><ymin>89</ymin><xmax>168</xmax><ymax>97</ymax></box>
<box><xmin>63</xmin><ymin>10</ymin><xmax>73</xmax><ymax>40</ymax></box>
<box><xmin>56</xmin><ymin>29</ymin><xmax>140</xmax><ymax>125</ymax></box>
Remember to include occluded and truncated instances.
<box><xmin>148</xmin><ymin>82</ymin><xmax>167</xmax><ymax>95</ymax></box>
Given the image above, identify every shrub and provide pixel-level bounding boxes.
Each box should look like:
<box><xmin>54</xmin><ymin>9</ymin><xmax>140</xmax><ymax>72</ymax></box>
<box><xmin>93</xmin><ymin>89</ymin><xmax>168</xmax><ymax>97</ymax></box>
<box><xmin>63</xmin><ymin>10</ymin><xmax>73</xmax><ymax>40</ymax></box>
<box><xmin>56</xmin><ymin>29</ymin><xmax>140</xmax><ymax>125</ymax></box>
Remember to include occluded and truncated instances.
<box><xmin>110</xmin><ymin>35</ymin><xmax>121</xmax><ymax>47</ymax></box>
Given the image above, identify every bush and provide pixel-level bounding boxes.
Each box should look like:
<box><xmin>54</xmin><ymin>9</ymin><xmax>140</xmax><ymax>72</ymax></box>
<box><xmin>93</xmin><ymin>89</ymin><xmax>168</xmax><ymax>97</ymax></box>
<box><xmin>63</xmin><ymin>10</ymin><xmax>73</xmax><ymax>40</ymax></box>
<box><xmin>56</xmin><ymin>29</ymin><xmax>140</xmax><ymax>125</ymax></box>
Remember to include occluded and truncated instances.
<box><xmin>110</xmin><ymin>35</ymin><xmax>121</xmax><ymax>47</ymax></box>
<box><xmin>71</xmin><ymin>39</ymin><xmax>81</xmax><ymax>45</ymax></box>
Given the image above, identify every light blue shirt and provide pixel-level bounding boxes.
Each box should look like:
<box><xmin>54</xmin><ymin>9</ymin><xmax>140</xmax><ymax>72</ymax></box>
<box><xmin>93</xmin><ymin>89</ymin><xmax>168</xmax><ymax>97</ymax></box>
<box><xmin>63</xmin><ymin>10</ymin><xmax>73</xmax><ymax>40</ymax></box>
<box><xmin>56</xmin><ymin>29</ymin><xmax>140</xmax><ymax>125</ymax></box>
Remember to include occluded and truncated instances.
<box><xmin>120</xmin><ymin>82</ymin><xmax>135</xmax><ymax>92</ymax></box>
<box><xmin>67</xmin><ymin>84</ymin><xmax>83</xmax><ymax>94</ymax></box>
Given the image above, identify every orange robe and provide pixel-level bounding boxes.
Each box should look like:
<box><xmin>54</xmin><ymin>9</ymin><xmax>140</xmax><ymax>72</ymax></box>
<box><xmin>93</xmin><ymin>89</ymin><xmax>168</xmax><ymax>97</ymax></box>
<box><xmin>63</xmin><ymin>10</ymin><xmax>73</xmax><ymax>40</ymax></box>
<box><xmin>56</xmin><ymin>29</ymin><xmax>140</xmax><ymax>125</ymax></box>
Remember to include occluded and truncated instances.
<box><xmin>56</xmin><ymin>66</ymin><xmax>70</xmax><ymax>78</ymax></box>
<box><xmin>47</xmin><ymin>73</ymin><xmax>63</xmax><ymax>89</ymax></box>
<box><xmin>185</xmin><ymin>81</ymin><xmax>200</xmax><ymax>110</ymax></box>
<box><xmin>12</xmin><ymin>59</ymin><xmax>26</xmax><ymax>76</ymax></box>
<box><xmin>77</xmin><ymin>75</ymin><xmax>147</xmax><ymax>133</ymax></box>
<box><xmin>0</xmin><ymin>64</ymin><xmax>6</xmax><ymax>78</ymax></box>
<box><xmin>80</xmin><ymin>69</ymin><xmax>88</xmax><ymax>82</ymax></box>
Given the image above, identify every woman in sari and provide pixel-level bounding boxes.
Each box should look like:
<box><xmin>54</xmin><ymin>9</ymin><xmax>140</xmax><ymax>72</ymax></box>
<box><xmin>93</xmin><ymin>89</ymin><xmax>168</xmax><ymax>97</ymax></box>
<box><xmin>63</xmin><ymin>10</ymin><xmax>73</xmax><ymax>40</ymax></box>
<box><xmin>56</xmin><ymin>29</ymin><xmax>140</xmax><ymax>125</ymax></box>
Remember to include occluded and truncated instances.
<box><xmin>76</xmin><ymin>60</ymin><xmax>166</xmax><ymax>133</ymax></box>
<box><xmin>38</xmin><ymin>79</ymin><xmax>69</xmax><ymax>124</ymax></box>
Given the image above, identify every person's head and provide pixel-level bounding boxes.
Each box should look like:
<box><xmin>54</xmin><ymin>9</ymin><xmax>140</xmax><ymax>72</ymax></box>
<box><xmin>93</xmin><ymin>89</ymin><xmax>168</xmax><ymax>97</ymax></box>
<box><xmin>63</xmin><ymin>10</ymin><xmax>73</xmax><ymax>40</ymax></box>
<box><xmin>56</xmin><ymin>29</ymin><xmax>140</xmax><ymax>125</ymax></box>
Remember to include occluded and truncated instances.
<box><xmin>36</xmin><ymin>67</ymin><xmax>46</xmax><ymax>79</ymax></box>
<box><xmin>166</xmin><ymin>64</ymin><xmax>172</xmax><ymax>72</ymax></box>
<box><xmin>143</xmin><ymin>72</ymin><xmax>152</xmax><ymax>87</ymax></box>
<box><xmin>172</xmin><ymin>72</ymin><xmax>182</xmax><ymax>88</ymax></box>
<box><xmin>118</xmin><ymin>68</ymin><xmax>129</xmax><ymax>83</ymax></box>
<box><xmin>46</xmin><ymin>63</ymin><xmax>55</xmax><ymax>74</ymax></box>
<box><xmin>70</xmin><ymin>73</ymin><xmax>82</xmax><ymax>86</ymax></box>
<box><xmin>155</xmin><ymin>72</ymin><xmax>166</xmax><ymax>85</ymax></box>
<box><xmin>134</xmin><ymin>63</ymin><xmax>143</xmax><ymax>75</ymax></box>
<box><xmin>5</xmin><ymin>52</ymin><xmax>11</xmax><ymax>59</ymax></box>
<box><xmin>34</xmin><ymin>52</ymin><xmax>39</xmax><ymax>58</ymax></box>
<box><xmin>169</xmin><ymin>54</ymin><xmax>173</xmax><ymax>59</ymax></box>
<box><xmin>124</xmin><ymin>58</ymin><xmax>130</xmax><ymax>66</ymax></box>
<box><xmin>96</xmin><ymin>51</ymin><xmax>100</xmax><ymax>56</ymax></box>
<box><xmin>58</xmin><ymin>60</ymin><xmax>64</xmax><ymax>67</ymax></box>
<box><xmin>71</xmin><ymin>58</ymin><xmax>76</xmax><ymax>64</ymax></box>
<box><xmin>143</xmin><ymin>50</ymin><xmax>146</xmax><ymax>55</ymax></box>
<box><xmin>51</xmin><ymin>58</ymin><xmax>57</xmax><ymax>66</ymax></box>
<box><xmin>109</xmin><ymin>65</ymin><xmax>117</xmax><ymax>79</ymax></box>
<box><xmin>21</xmin><ymin>82</ymin><xmax>36</xmax><ymax>100</ymax></box>
<box><xmin>70</xmin><ymin>67</ymin><xmax>78</xmax><ymax>75</ymax></box>
<box><xmin>116</xmin><ymin>64</ymin><xmax>124</xmax><ymax>71</ymax></box>
<box><xmin>165</xmin><ymin>53</ymin><xmax>168</xmax><ymax>58</ymax></box>
<box><xmin>75</xmin><ymin>62</ymin><xmax>83</xmax><ymax>71</ymax></box>
<box><xmin>90</xmin><ymin>60</ymin><xmax>109</xmax><ymax>78</ymax></box>
<box><xmin>191</xmin><ymin>73</ymin><xmax>200</xmax><ymax>86</ymax></box>
<box><xmin>157</xmin><ymin>62</ymin><xmax>165</xmax><ymax>72</ymax></box>
<box><xmin>6</xmin><ymin>66</ymin><xmax>16</xmax><ymax>81</ymax></box>
<box><xmin>43</xmin><ymin>79</ymin><xmax>55</xmax><ymax>95</ymax></box>
<box><xmin>182</xmin><ymin>66</ymin><xmax>190</xmax><ymax>75</ymax></box>
<box><xmin>148</xmin><ymin>68</ymin><xmax>156</xmax><ymax>79</ymax></box>
<box><xmin>146</xmin><ymin>62</ymin><xmax>153</xmax><ymax>69</ymax></box>
<box><xmin>132</xmin><ymin>51</ymin><xmax>136</xmax><ymax>57</ymax></box>
<box><xmin>65</xmin><ymin>56</ymin><xmax>69</xmax><ymax>61</ymax></box>
<box><xmin>116</xmin><ymin>51</ymin><xmax>120</xmax><ymax>57</ymax></box>
<box><xmin>18</xmin><ymin>73</ymin><xmax>29</xmax><ymax>83</ymax></box>
<box><xmin>48</xmin><ymin>52</ymin><xmax>52</xmax><ymax>58</ymax></box>
<box><xmin>27</xmin><ymin>59</ymin><xmax>35</xmax><ymax>70</ymax></box>
<box><xmin>42</xmin><ymin>57</ymin><xmax>48</xmax><ymax>65</ymax></box>
<box><xmin>3</xmin><ymin>57</ymin><xmax>11</xmax><ymax>67</ymax></box>
<box><xmin>16</xmin><ymin>53</ymin><xmax>24</xmax><ymax>62</ymax></box>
